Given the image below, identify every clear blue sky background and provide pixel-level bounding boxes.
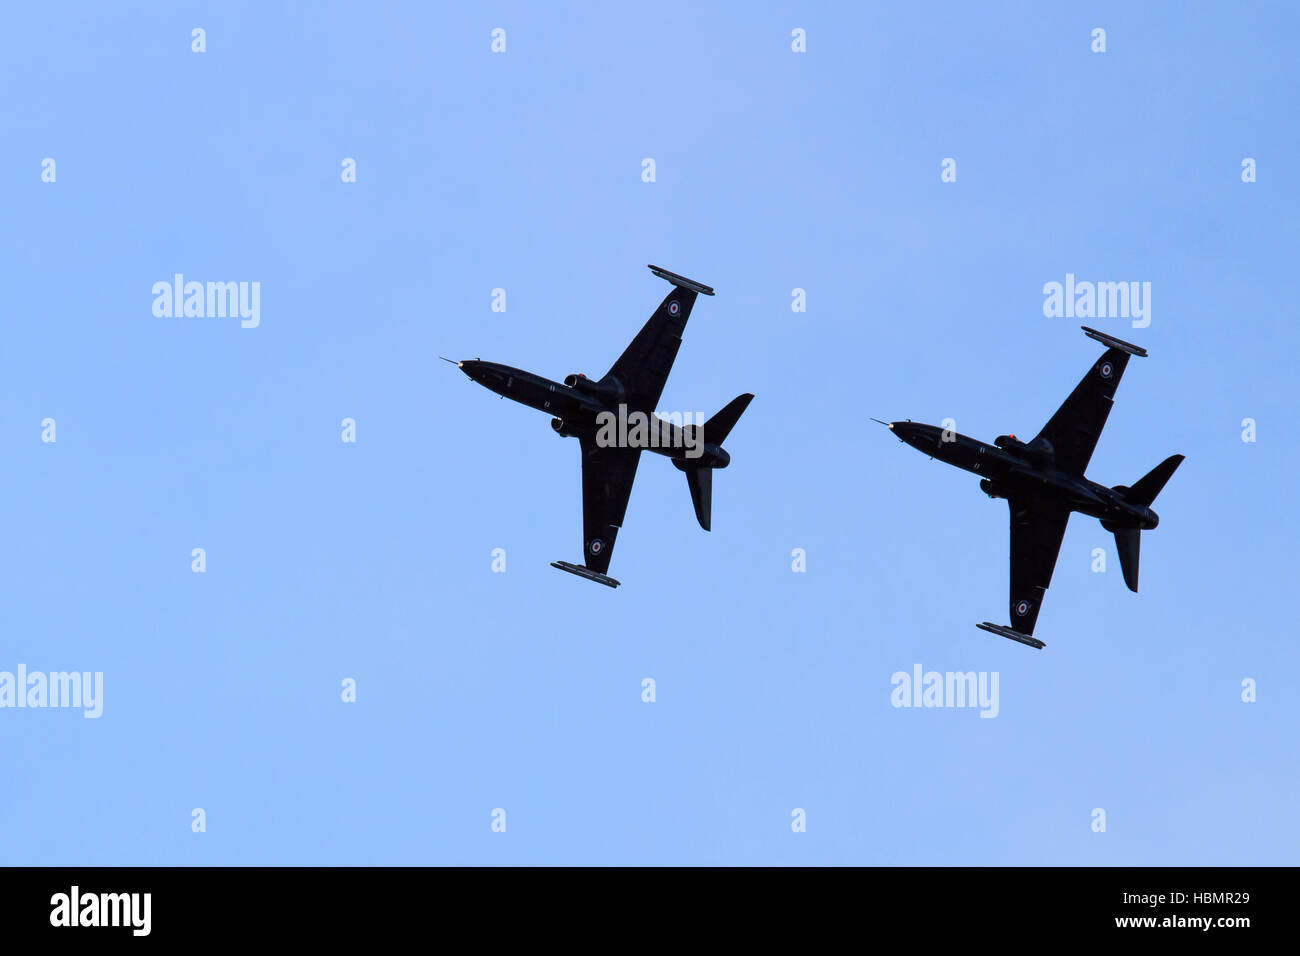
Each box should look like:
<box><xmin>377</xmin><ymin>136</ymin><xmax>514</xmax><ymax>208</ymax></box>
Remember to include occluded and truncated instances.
<box><xmin>1</xmin><ymin>2</ymin><xmax>1295</xmax><ymax>865</ymax></box>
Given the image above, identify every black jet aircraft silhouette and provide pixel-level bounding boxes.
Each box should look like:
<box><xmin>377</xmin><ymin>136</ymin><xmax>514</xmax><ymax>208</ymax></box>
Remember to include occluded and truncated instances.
<box><xmin>452</xmin><ymin>265</ymin><xmax>753</xmax><ymax>588</ymax></box>
<box><xmin>878</xmin><ymin>327</ymin><xmax>1183</xmax><ymax>648</ymax></box>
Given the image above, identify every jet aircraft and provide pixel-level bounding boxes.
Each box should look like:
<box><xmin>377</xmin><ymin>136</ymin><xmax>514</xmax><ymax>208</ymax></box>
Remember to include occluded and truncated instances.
<box><xmin>452</xmin><ymin>265</ymin><xmax>753</xmax><ymax>588</ymax></box>
<box><xmin>878</xmin><ymin>326</ymin><xmax>1183</xmax><ymax>648</ymax></box>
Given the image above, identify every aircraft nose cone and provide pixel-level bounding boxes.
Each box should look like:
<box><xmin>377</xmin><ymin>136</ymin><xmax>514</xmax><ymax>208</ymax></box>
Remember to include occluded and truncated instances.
<box><xmin>890</xmin><ymin>422</ymin><xmax>941</xmax><ymax>452</ymax></box>
<box><xmin>890</xmin><ymin>421</ymin><xmax>920</xmax><ymax>440</ymax></box>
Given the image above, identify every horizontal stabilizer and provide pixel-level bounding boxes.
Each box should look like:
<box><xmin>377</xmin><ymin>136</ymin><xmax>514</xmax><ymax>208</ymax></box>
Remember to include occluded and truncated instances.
<box><xmin>648</xmin><ymin>264</ymin><xmax>714</xmax><ymax>296</ymax></box>
<box><xmin>977</xmin><ymin>621</ymin><xmax>1047</xmax><ymax>649</ymax></box>
<box><xmin>1126</xmin><ymin>454</ymin><xmax>1184</xmax><ymax>507</ymax></box>
<box><xmin>1113</xmin><ymin>528</ymin><xmax>1140</xmax><ymax>592</ymax></box>
<box><xmin>1081</xmin><ymin>326</ymin><xmax>1148</xmax><ymax>357</ymax></box>
<box><xmin>704</xmin><ymin>393</ymin><xmax>754</xmax><ymax>445</ymax></box>
<box><xmin>551</xmin><ymin>560</ymin><xmax>621</xmax><ymax>588</ymax></box>
<box><xmin>684</xmin><ymin>465</ymin><xmax>713</xmax><ymax>531</ymax></box>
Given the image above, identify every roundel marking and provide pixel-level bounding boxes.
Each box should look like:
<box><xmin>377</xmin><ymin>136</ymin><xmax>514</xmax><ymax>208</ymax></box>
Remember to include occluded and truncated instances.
<box><xmin>667</xmin><ymin>300</ymin><xmax>680</xmax><ymax>316</ymax></box>
<box><xmin>1099</xmin><ymin>361</ymin><xmax>1113</xmax><ymax>379</ymax></box>
<box><xmin>1015</xmin><ymin>599</ymin><xmax>1031</xmax><ymax>617</ymax></box>
<box><xmin>589</xmin><ymin>538</ymin><xmax>604</xmax><ymax>555</ymax></box>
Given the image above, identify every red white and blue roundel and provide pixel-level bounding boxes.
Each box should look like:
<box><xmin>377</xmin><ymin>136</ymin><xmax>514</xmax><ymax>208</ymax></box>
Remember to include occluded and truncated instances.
<box><xmin>667</xmin><ymin>300</ymin><xmax>681</xmax><ymax>317</ymax></box>
<box><xmin>1015</xmin><ymin>599</ymin><xmax>1031</xmax><ymax>617</ymax></box>
<box><xmin>589</xmin><ymin>538</ymin><xmax>604</xmax><ymax>555</ymax></box>
<box><xmin>1099</xmin><ymin>361</ymin><xmax>1113</xmax><ymax>379</ymax></box>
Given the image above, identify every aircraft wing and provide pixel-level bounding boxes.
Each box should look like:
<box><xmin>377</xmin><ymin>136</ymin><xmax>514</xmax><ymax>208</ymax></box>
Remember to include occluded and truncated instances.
<box><xmin>578</xmin><ymin>433</ymin><xmax>642</xmax><ymax>575</ymax></box>
<box><xmin>1032</xmin><ymin>346</ymin><xmax>1133</xmax><ymax>475</ymax></box>
<box><xmin>602</xmin><ymin>287</ymin><xmax>700</xmax><ymax>410</ymax></box>
<box><xmin>1006</xmin><ymin>494</ymin><xmax>1071</xmax><ymax>637</ymax></box>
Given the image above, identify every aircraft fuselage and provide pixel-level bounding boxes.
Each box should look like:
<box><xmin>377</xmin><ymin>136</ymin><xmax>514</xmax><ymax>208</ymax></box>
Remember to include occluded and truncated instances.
<box><xmin>888</xmin><ymin>421</ymin><xmax>1158</xmax><ymax>530</ymax></box>
<box><xmin>458</xmin><ymin>359</ymin><xmax>730</xmax><ymax>467</ymax></box>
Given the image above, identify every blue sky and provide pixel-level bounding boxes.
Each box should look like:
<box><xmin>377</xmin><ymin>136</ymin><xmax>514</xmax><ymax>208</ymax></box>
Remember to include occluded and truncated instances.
<box><xmin>1</xmin><ymin>1</ymin><xmax>1295</xmax><ymax>865</ymax></box>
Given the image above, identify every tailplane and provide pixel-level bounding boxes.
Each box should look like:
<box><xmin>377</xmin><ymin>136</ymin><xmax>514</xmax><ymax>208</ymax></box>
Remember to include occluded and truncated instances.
<box><xmin>684</xmin><ymin>466</ymin><xmax>713</xmax><ymax>531</ymax></box>
<box><xmin>674</xmin><ymin>393</ymin><xmax>753</xmax><ymax>531</ymax></box>
<box><xmin>704</xmin><ymin>393</ymin><xmax>754</xmax><ymax>445</ymax></box>
<box><xmin>1113</xmin><ymin>527</ymin><xmax>1141</xmax><ymax>592</ymax></box>
<box><xmin>1106</xmin><ymin>454</ymin><xmax>1182</xmax><ymax>593</ymax></box>
<box><xmin>1124</xmin><ymin>454</ymin><xmax>1184</xmax><ymax>507</ymax></box>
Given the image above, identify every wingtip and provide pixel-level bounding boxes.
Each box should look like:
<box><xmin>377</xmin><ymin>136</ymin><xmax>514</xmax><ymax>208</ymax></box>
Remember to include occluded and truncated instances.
<box><xmin>551</xmin><ymin>560</ymin><xmax>620</xmax><ymax>588</ymax></box>
<box><xmin>648</xmin><ymin>264</ymin><xmax>715</xmax><ymax>295</ymax></box>
<box><xmin>1080</xmin><ymin>325</ymin><xmax>1148</xmax><ymax>357</ymax></box>
<box><xmin>976</xmin><ymin>622</ymin><xmax>1046</xmax><ymax>649</ymax></box>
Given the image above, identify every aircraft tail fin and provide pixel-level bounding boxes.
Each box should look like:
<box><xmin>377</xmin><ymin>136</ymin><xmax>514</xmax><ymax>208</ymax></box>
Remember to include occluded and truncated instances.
<box><xmin>1124</xmin><ymin>454</ymin><xmax>1185</xmax><ymax>507</ymax></box>
<box><xmin>1113</xmin><ymin>527</ymin><xmax>1141</xmax><ymax>592</ymax></box>
<box><xmin>674</xmin><ymin>394</ymin><xmax>751</xmax><ymax>531</ymax></box>
<box><xmin>1104</xmin><ymin>454</ymin><xmax>1181</xmax><ymax>593</ymax></box>
<box><xmin>683</xmin><ymin>465</ymin><xmax>713</xmax><ymax>531</ymax></box>
<box><xmin>704</xmin><ymin>393</ymin><xmax>754</xmax><ymax>445</ymax></box>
